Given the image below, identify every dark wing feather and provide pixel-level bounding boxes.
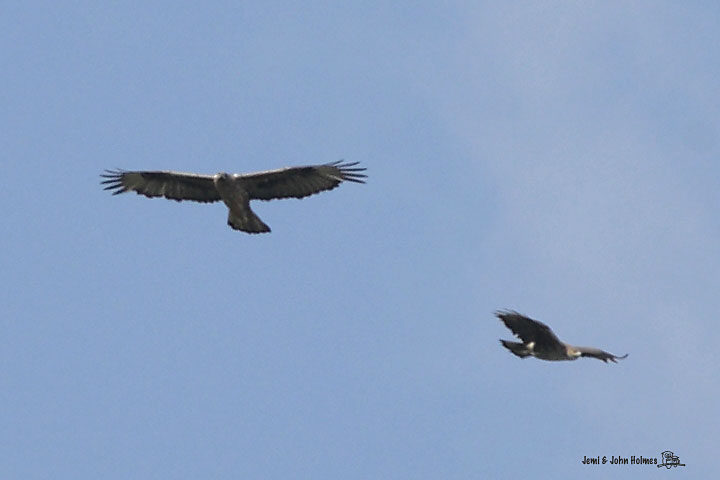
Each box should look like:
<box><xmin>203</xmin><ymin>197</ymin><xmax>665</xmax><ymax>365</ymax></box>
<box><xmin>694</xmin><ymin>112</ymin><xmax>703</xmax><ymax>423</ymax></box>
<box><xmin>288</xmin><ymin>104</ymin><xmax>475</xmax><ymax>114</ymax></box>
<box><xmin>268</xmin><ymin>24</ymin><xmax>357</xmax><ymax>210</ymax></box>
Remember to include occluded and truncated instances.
<box><xmin>495</xmin><ymin>310</ymin><xmax>562</xmax><ymax>345</ymax></box>
<box><xmin>100</xmin><ymin>170</ymin><xmax>221</xmax><ymax>203</ymax></box>
<box><xmin>577</xmin><ymin>347</ymin><xmax>628</xmax><ymax>363</ymax></box>
<box><xmin>240</xmin><ymin>161</ymin><xmax>367</xmax><ymax>201</ymax></box>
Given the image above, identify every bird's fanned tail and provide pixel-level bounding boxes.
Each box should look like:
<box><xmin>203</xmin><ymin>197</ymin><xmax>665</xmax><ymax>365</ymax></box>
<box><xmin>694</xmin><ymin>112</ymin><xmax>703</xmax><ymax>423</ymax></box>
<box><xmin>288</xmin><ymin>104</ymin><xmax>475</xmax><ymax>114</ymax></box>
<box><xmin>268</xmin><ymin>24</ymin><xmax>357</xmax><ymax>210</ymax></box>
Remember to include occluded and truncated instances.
<box><xmin>227</xmin><ymin>210</ymin><xmax>271</xmax><ymax>234</ymax></box>
<box><xmin>500</xmin><ymin>340</ymin><xmax>531</xmax><ymax>358</ymax></box>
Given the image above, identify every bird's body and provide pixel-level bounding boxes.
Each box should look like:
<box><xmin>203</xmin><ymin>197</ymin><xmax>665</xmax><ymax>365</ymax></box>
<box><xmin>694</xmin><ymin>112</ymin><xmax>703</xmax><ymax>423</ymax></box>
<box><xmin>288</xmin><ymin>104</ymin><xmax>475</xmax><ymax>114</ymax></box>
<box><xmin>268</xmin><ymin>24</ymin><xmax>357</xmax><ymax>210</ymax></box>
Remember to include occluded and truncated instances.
<box><xmin>212</xmin><ymin>172</ymin><xmax>270</xmax><ymax>233</ymax></box>
<box><xmin>101</xmin><ymin>161</ymin><xmax>366</xmax><ymax>234</ymax></box>
<box><xmin>496</xmin><ymin>310</ymin><xmax>627</xmax><ymax>363</ymax></box>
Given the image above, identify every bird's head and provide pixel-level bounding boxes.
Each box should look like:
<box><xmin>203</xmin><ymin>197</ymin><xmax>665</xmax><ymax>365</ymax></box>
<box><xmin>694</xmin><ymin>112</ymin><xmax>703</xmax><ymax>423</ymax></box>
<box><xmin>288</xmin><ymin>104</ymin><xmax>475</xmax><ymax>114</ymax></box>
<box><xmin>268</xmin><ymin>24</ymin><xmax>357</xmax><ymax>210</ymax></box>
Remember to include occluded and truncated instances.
<box><xmin>213</xmin><ymin>172</ymin><xmax>232</xmax><ymax>186</ymax></box>
<box><xmin>566</xmin><ymin>346</ymin><xmax>582</xmax><ymax>360</ymax></box>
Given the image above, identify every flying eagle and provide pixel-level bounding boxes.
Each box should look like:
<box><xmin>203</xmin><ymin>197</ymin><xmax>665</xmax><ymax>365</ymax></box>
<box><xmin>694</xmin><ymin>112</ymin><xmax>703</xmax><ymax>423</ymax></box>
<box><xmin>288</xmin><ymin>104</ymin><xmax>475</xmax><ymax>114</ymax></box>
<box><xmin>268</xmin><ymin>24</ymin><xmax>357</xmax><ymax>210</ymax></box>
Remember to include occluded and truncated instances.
<box><xmin>496</xmin><ymin>310</ymin><xmax>628</xmax><ymax>363</ymax></box>
<box><xmin>100</xmin><ymin>161</ymin><xmax>366</xmax><ymax>233</ymax></box>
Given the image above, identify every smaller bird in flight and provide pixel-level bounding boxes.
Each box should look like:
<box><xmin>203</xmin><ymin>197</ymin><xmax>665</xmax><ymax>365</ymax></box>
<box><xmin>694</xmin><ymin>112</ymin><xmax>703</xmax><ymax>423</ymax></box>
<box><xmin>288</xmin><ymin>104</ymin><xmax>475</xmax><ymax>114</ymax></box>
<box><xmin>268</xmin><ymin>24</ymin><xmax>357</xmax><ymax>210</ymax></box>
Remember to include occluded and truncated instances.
<box><xmin>496</xmin><ymin>310</ymin><xmax>628</xmax><ymax>363</ymax></box>
<box><xmin>101</xmin><ymin>161</ymin><xmax>366</xmax><ymax>234</ymax></box>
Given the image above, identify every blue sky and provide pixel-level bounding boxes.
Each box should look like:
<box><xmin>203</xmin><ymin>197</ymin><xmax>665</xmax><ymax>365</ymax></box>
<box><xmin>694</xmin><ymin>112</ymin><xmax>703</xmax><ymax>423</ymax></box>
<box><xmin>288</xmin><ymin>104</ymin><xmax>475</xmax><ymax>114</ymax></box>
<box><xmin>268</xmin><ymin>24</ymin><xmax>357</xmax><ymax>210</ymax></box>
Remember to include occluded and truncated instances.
<box><xmin>2</xmin><ymin>1</ymin><xmax>718</xmax><ymax>478</ymax></box>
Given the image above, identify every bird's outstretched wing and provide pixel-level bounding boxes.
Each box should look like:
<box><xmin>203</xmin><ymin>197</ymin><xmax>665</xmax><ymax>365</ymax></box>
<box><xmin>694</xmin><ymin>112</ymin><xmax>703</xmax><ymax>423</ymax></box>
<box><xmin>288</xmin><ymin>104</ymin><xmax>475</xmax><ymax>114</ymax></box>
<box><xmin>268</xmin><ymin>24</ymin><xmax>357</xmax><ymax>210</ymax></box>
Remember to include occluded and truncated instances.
<box><xmin>576</xmin><ymin>347</ymin><xmax>628</xmax><ymax>363</ymax></box>
<box><xmin>495</xmin><ymin>310</ymin><xmax>562</xmax><ymax>345</ymax></box>
<box><xmin>101</xmin><ymin>170</ymin><xmax>221</xmax><ymax>203</ymax></box>
<box><xmin>240</xmin><ymin>161</ymin><xmax>367</xmax><ymax>201</ymax></box>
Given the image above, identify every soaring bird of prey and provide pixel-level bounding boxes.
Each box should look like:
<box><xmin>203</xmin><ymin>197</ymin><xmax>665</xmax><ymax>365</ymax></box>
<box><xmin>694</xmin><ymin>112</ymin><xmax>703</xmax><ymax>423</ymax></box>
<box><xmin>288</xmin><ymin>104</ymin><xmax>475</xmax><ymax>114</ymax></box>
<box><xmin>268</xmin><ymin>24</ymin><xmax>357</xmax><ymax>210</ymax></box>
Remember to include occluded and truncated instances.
<box><xmin>101</xmin><ymin>161</ymin><xmax>366</xmax><ymax>234</ymax></box>
<box><xmin>496</xmin><ymin>310</ymin><xmax>628</xmax><ymax>363</ymax></box>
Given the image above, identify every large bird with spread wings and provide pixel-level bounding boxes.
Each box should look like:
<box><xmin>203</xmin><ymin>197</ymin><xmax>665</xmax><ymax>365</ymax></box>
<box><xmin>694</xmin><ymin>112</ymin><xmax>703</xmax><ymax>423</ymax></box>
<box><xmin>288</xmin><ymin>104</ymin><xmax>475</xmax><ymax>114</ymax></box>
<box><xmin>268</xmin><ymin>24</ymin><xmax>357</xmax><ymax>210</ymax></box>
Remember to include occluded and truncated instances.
<box><xmin>496</xmin><ymin>310</ymin><xmax>628</xmax><ymax>363</ymax></box>
<box><xmin>101</xmin><ymin>161</ymin><xmax>366</xmax><ymax>234</ymax></box>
